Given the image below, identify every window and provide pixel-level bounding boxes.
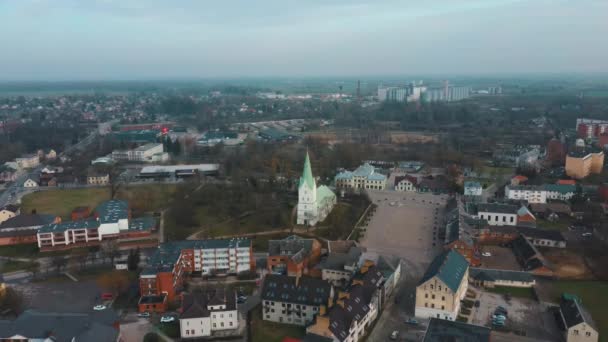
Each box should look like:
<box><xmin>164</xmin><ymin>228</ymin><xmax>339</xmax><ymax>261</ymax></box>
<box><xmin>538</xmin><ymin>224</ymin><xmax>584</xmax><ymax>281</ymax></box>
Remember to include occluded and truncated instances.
<box><xmin>425</xmin><ymin>303</ymin><xmax>428</xmax><ymax>307</ymax></box>
<box><xmin>229</xmin><ymin>313</ymin><xmax>232</xmax><ymax>317</ymax></box>
<box><xmin>425</xmin><ymin>294</ymin><xmax>428</xmax><ymax>298</ymax></box>
<box><xmin>230</xmin><ymin>322</ymin><xmax>233</xmax><ymax>326</ymax></box>
<box><xmin>573</xmin><ymin>330</ymin><xmax>579</xmax><ymax>335</ymax></box>
<box><xmin>442</xmin><ymin>296</ymin><xmax>445</xmax><ymax>301</ymax></box>
<box><xmin>431</xmin><ymin>304</ymin><xmax>435</xmax><ymax>308</ymax></box>
<box><xmin>213</xmin><ymin>323</ymin><xmax>217</xmax><ymax>328</ymax></box>
<box><xmin>432</xmin><ymin>295</ymin><xmax>435</xmax><ymax>299</ymax></box>
<box><xmin>438</xmin><ymin>285</ymin><xmax>441</xmax><ymax>291</ymax></box>
<box><xmin>221</xmin><ymin>322</ymin><xmax>224</xmax><ymax>327</ymax></box>
<box><xmin>441</xmin><ymin>305</ymin><xmax>445</xmax><ymax>310</ymax></box>
<box><xmin>586</xmin><ymin>332</ymin><xmax>591</xmax><ymax>337</ymax></box>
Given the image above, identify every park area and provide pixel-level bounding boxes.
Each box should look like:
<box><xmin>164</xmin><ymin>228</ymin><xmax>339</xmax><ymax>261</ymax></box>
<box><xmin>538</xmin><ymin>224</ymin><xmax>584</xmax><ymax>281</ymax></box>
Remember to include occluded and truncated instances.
<box><xmin>20</xmin><ymin>184</ymin><xmax>178</xmax><ymax>219</ymax></box>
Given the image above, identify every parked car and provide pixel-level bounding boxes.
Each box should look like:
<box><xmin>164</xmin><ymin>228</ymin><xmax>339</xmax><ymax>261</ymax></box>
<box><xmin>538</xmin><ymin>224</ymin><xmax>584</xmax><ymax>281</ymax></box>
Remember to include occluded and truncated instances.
<box><xmin>582</xmin><ymin>232</ymin><xmax>592</xmax><ymax>238</ymax></box>
<box><xmin>93</xmin><ymin>305</ymin><xmax>106</xmax><ymax>311</ymax></box>
<box><xmin>482</xmin><ymin>252</ymin><xmax>492</xmax><ymax>257</ymax></box>
<box><xmin>160</xmin><ymin>316</ymin><xmax>175</xmax><ymax>323</ymax></box>
<box><xmin>237</xmin><ymin>296</ymin><xmax>248</xmax><ymax>304</ymax></box>
<box><xmin>405</xmin><ymin>318</ymin><xmax>419</xmax><ymax>325</ymax></box>
<box><xmin>474</xmin><ymin>300</ymin><xmax>480</xmax><ymax>308</ymax></box>
<box><xmin>138</xmin><ymin>312</ymin><xmax>151</xmax><ymax>318</ymax></box>
<box><xmin>390</xmin><ymin>331</ymin><xmax>399</xmax><ymax>340</ymax></box>
<box><xmin>101</xmin><ymin>293</ymin><xmax>113</xmax><ymax>300</ymax></box>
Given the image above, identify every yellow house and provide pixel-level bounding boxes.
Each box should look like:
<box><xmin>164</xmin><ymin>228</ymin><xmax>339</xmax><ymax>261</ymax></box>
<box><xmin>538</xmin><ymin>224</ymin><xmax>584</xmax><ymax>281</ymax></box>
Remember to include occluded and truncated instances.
<box><xmin>415</xmin><ymin>250</ymin><xmax>469</xmax><ymax>321</ymax></box>
<box><xmin>560</xmin><ymin>295</ymin><xmax>599</xmax><ymax>342</ymax></box>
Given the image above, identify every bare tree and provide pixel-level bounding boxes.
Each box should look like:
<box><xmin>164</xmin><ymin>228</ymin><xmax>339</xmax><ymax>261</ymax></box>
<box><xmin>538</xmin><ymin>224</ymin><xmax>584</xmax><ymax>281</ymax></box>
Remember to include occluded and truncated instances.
<box><xmin>50</xmin><ymin>256</ymin><xmax>67</xmax><ymax>274</ymax></box>
<box><xmin>101</xmin><ymin>240</ymin><xmax>120</xmax><ymax>265</ymax></box>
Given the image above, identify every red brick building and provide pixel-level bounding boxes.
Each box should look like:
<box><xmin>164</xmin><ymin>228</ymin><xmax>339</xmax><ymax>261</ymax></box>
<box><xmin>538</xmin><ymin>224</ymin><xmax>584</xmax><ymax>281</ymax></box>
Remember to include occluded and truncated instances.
<box><xmin>266</xmin><ymin>235</ymin><xmax>322</xmax><ymax>277</ymax></box>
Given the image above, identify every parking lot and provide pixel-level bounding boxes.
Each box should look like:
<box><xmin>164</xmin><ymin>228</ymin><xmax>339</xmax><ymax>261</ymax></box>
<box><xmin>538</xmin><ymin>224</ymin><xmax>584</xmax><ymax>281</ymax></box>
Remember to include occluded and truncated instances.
<box><xmin>361</xmin><ymin>191</ymin><xmax>448</xmax><ymax>277</ymax></box>
<box><xmin>470</xmin><ymin>290</ymin><xmax>562</xmax><ymax>341</ymax></box>
<box><xmin>19</xmin><ymin>279</ymin><xmax>102</xmax><ymax>313</ymax></box>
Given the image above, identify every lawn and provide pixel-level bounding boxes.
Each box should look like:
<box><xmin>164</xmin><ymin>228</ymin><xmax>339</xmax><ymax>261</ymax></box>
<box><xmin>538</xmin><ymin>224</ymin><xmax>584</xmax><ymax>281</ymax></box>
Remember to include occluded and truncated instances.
<box><xmin>251</xmin><ymin>233</ymin><xmax>292</xmax><ymax>252</ymax></box>
<box><xmin>0</xmin><ymin>259</ymin><xmax>38</xmax><ymax>273</ymax></box>
<box><xmin>250</xmin><ymin>306</ymin><xmax>305</xmax><ymax>342</ymax></box>
<box><xmin>20</xmin><ymin>184</ymin><xmax>178</xmax><ymax>219</ymax></box>
<box><xmin>486</xmin><ymin>286</ymin><xmax>536</xmax><ymax>300</ymax></box>
<box><xmin>537</xmin><ymin>218</ymin><xmax>572</xmax><ymax>232</ymax></box>
<box><xmin>550</xmin><ymin>281</ymin><xmax>608</xmax><ymax>342</ymax></box>
<box><xmin>0</xmin><ymin>244</ymin><xmax>39</xmax><ymax>258</ymax></box>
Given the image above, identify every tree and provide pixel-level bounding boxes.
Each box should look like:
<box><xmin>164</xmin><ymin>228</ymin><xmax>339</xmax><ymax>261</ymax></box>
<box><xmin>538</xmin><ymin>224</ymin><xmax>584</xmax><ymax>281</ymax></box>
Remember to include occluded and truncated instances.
<box><xmin>101</xmin><ymin>240</ymin><xmax>120</xmax><ymax>265</ymax></box>
<box><xmin>70</xmin><ymin>248</ymin><xmax>88</xmax><ymax>271</ymax></box>
<box><xmin>25</xmin><ymin>261</ymin><xmax>41</xmax><ymax>280</ymax></box>
<box><xmin>143</xmin><ymin>332</ymin><xmax>160</xmax><ymax>342</ymax></box>
<box><xmin>0</xmin><ymin>287</ymin><xmax>24</xmax><ymax>314</ymax></box>
<box><xmin>127</xmin><ymin>248</ymin><xmax>141</xmax><ymax>271</ymax></box>
<box><xmin>96</xmin><ymin>270</ymin><xmax>130</xmax><ymax>296</ymax></box>
<box><xmin>50</xmin><ymin>256</ymin><xmax>67</xmax><ymax>274</ymax></box>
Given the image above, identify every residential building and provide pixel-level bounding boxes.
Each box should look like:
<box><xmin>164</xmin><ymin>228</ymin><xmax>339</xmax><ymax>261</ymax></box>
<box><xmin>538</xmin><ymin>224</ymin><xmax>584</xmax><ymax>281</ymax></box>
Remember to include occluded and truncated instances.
<box><xmin>394</xmin><ymin>175</ymin><xmax>418</xmax><ymax>192</ymax></box>
<box><xmin>316</xmin><ymin>243</ymin><xmax>364</xmax><ymax>287</ymax></box>
<box><xmin>0</xmin><ymin>309</ymin><xmax>120</xmax><ymax>342</ymax></box>
<box><xmin>139</xmin><ymin>239</ymin><xmax>254</xmax><ymax>312</ymax></box>
<box><xmin>335</xmin><ymin>164</ymin><xmax>387</xmax><ymax>191</ymax></box>
<box><xmin>518</xmin><ymin>227</ymin><xmax>566</xmax><ymax>248</ymax></box>
<box><xmin>197</xmin><ymin>131</ymin><xmax>244</xmax><ymax>147</ymax></box>
<box><xmin>267</xmin><ymin>235</ymin><xmax>322</xmax><ymax>277</ymax></box>
<box><xmin>422</xmin><ymin>318</ymin><xmax>491</xmax><ymax>342</ymax></box>
<box><xmin>415</xmin><ymin>250</ymin><xmax>469</xmax><ymax>320</ymax></box>
<box><xmin>38</xmin><ymin>149</ymin><xmax>57</xmax><ymax>160</ymax></box>
<box><xmin>15</xmin><ymin>154</ymin><xmax>40</xmax><ymax>169</ymax></box>
<box><xmin>0</xmin><ymin>164</ymin><xmax>18</xmax><ymax>182</ymax></box>
<box><xmin>511</xmin><ymin>175</ymin><xmax>529</xmax><ymax>186</ymax></box>
<box><xmin>179</xmin><ymin>289</ymin><xmax>239</xmax><ymax>339</ymax></box>
<box><xmin>417</xmin><ymin>175</ymin><xmax>450</xmax><ymax>194</ymax></box>
<box><xmin>559</xmin><ymin>294</ymin><xmax>599</xmax><ymax>342</ymax></box>
<box><xmin>511</xmin><ymin>235</ymin><xmax>553</xmax><ymax>276</ymax></box>
<box><xmin>0</xmin><ymin>214</ymin><xmax>59</xmax><ymax>246</ymax></box>
<box><xmin>545</xmin><ymin>184</ymin><xmax>577</xmax><ymax>201</ymax></box>
<box><xmin>23</xmin><ymin>177</ymin><xmax>39</xmax><ymax>188</ymax></box>
<box><xmin>358</xmin><ymin>254</ymin><xmax>401</xmax><ymax>301</ymax></box>
<box><xmin>305</xmin><ymin>263</ymin><xmax>385</xmax><ymax>342</ymax></box>
<box><xmin>464</xmin><ymin>181</ymin><xmax>482</xmax><ymax>196</ymax></box>
<box><xmin>476</xmin><ymin>203</ymin><xmax>519</xmax><ymax>226</ymax></box>
<box><xmin>469</xmin><ymin>268</ymin><xmax>535</xmax><ymax>288</ymax></box>
<box><xmin>576</xmin><ymin>118</ymin><xmax>608</xmax><ymax>138</ymax></box>
<box><xmin>444</xmin><ymin>208</ymin><xmax>481</xmax><ymax>267</ymax></box>
<box><xmin>0</xmin><ymin>205</ymin><xmax>19</xmax><ymax>224</ymax></box>
<box><xmin>261</xmin><ymin>275</ymin><xmax>333</xmax><ymax>326</ymax></box>
<box><xmin>505</xmin><ymin>185</ymin><xmax>547</xmax><ymax>204</ymax></box>
<box><xmin>565</xmin><ymin>149</ymin><xmax>604</xmax><ymax>179</ymax></box>
<box><xmin>87</xmin><ymin>172</ymin><xmax>110</xmax><ymax>185</ymax></box>
<box><xmin>297</xmin><ymin>153</ymin><xmax>337</xmax><ymax>226</ymax></box>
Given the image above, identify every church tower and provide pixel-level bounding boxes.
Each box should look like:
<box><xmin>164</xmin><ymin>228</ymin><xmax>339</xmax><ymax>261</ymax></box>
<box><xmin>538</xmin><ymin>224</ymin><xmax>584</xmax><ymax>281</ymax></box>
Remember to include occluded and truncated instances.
<box><xmin>297</xmin><ymin>152</ymin><xmax>318</xmax><ymax>225</ymax></box>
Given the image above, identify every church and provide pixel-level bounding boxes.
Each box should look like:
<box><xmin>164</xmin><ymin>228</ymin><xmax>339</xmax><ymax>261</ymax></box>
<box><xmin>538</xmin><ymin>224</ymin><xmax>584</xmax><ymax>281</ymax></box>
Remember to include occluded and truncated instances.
<box><xmin>297</xmin><ymin>152</ymin><xmax>337</xmax><ymax>226</ymax></box>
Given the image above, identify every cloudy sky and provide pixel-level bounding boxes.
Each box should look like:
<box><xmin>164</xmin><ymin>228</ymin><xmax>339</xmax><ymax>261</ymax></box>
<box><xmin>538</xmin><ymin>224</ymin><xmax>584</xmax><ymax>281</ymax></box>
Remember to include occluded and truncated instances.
<box><xmin>0</xmin><ymin>0</ymin><xmax>606</xmax><ymax>80</ymax></box>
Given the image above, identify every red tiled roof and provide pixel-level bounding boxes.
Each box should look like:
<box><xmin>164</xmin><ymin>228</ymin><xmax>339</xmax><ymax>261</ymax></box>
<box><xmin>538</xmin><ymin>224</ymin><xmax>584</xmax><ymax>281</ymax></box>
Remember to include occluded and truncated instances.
<box><xmin>512</xmin><ymin>175</ymin><xmax>528</xmax><ymax>181</ymax></box>
<box><xmin>557</xmin><ymin>179</ymin><xmax>576</xmax><ymax>185</ymax></box>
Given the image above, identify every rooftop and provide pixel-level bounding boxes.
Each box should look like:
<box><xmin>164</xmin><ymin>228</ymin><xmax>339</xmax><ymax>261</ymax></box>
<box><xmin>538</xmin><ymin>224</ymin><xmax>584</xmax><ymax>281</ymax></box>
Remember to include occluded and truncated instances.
<box><xmin>419</xmin><ymin>250</ymin><xmax>468</xmax><ymax>292</ymax></box>
<box><xmin>560</xmin><ymin>295</ymin><xmax>597</xmax><ymax>330</ymax></box>
<box><xmin>95</xmin><ymin>200</ymin><xmax>129</xmax><ymax>224</ymax></box>
<box><xmin>423</xmin><ymin>318</ymin><xmax>491</xmax><ymax>342</ymax></box>
<box><xmin>38</xmin><ymin>219</ymin><xmax>100</xmax><ymax>234</ymax></box>
<box><xmin>469</xmin><ymin>268</ymin><xmax>534</xmax><ymax>283</ymax></box>
<box><xmin>261</xmin><ymin>275</ymin><xmax>331</xmax><ymax>306</ymax></box>
<box><xmin>477</xmin><ymin>203</ymin><xmax>519</xmax><ymax>215</ymax></box>
<box><xmin>0</xmin><ymin>214</ymin><xmax>56</xmax><ymax>229</ymax></box>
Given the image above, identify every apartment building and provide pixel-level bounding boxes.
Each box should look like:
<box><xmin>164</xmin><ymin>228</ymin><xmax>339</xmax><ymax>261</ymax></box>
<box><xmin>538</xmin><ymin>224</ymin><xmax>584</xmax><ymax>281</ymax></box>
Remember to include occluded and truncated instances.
<box><xmin>576</xmin><ymin>118</ymin><xmax>608</xmax><ymax>138</ymax></box>
<box><xmin>415</xmin><ymin>250</ymin><xmax>469</xmax><ymax>320</ymax></box>
<box><xmin>565</xmin><ymin>149</ymin><xmax>604</xmax><ymax>179</ymax></box>
<box><xmin>112</xmin><ymin>143</ymin><xmax>166</xmax><ymax>162</ymax></box>
<box><xmin>87</xmin><ymin>172</ymin><xmax>110</xmax><ymax>185</ymax></box>
<box><xmin>139</xmin><ymin>239</ymin><xmax>254</xmax><ymax>312</ymax></box>
<box><xmin>267</xmin><ymin>235</ymin><xmax>322</xmax><ymax>277</ymax></box>
<box><xmin>179</xmin><ymin>289</ymin><xmax>239</xmax><ymax>339</ymax></box>
<box><xmin>505</xmin><ymin>185</ymin><xmax>547</xmax><ymax>204</ymax></box>
<box><xmin>15</xmin><ymin>154</ymin><xmax>40</xmax><ymax>169</ymax></box>
<box><xmin>261</xmin><ymin>275</ymin><xmax>332</xmax><ymax>326</ymax></box>
<box><xmin>316</xmin><ymin>243</ymin><xmax>364</xmax><ymax>287</ymax></box>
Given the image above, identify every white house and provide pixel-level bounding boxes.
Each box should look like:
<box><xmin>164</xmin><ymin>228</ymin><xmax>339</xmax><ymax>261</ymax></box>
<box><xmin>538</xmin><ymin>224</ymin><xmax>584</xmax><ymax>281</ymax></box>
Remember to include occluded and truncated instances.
<box><xmin>15</xmin><ymin>154</ymin><xmax>40</xmax><ymax>169</ymax></box>
<box><xmin>394</xmin><ymin>175</ymin><xmax>418</xmax><ymax>192</ymax></box>
<box><xmin>476</xmin><ymin>203</ymin><xmax>519</xmax><ymax>226</ymax></box>
<box><xmin>464</xmin><ymin>181</ymin><xmax>483</xmax><ymax>196</ymax></box>
<box><xmin>179</xmin><ymin>289</ymin><xmax>239</xmax><ymax>339</ymax></box>
<box><xmin>505</xmin><ymin>185</ymin><xmax>547</xmax><ymax>204</ymax></box>
<box><xmin>560</xmin><ymin>295</ymin><xmax>599</xmax><ymax>342</ymax></box>
<box><xmin>23</xmin><ymin>177</ymin><xmax>39</xmax><ymax>188</ymax></box>
<box><xmin>297</xmin><ymin>152</ymin><xmax>336</xmax><ymax>226</ymax></box>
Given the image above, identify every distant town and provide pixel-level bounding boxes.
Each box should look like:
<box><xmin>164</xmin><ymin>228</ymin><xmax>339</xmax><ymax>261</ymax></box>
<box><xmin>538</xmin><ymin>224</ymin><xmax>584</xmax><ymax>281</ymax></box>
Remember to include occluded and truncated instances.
<box><xmin>1</xmin><ymin>77</ymin><xmax>608</xmax><ymax>342</ymax></box>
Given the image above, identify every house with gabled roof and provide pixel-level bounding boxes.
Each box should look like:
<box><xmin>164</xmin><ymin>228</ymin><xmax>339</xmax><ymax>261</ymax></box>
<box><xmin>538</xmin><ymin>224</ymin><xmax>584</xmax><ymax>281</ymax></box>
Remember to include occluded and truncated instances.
<box><xmin>394</xmin><ymin>175</ymin><xmax>418</xmax><ymax>192</ymax></box>
<box><xmin>559</xmin><ymin>294</ymin><xmax>599</xmax><ymax>342</ymax></box>
<box><xmin>267</xmin><ymin>235</ymin><xmax>322</xmax><ymax>277</ymax></box>
<box><xmin>415</xmin><ymin>250</ymin><xmax>469</xmax><ymax>320</ymax></box>
<box><xmin>179</xmin><ymin>288</ymin><xmax>238</xmax><ymax>339</ymax></box>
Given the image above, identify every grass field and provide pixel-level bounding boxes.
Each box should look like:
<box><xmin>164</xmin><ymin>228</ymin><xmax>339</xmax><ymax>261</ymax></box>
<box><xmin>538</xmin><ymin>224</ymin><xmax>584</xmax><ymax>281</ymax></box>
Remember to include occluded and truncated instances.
<box><xmin>537</xmin><ymin>218</ymin><xmax>571</xmax><ymax>232</ymax></box>
<box><xmin>250</xmin><ymin>306</ymin><xmax>305</xmax><ymax>342</ymax></box>
<box><xmin>550</xmin><ymin>281</ymin><xmax>608</xmax><ymax>342</ymax></box>
<box><xmin>0</xmin><ymin>244</ymin><xmax>39</xmax><ymax>257</ymax></box>
<box><xmin>21</xmin><ymin>184</ymin><xmax>178</xmax><ymax>219</ymax></box>
<box><xmin>486</xmin><ymin>286</ymin><xmax>536</xmax><ymax>299</ymax></box>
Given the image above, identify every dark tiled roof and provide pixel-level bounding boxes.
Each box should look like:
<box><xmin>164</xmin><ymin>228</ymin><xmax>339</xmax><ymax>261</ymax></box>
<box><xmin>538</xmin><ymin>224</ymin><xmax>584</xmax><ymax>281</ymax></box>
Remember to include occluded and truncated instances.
<box><xmin>1</xmin><ymin>204</ymin><xmax>19</xmax><ymax>213</ymax></box>
<box><xmin>423</xmin><ymin>318</ymin><xmax>491</xmax><ymax>342</ymax></box>
<box><xmin>469</xmin><ymin>268</ymin><xmax>534</xmax><ymax>283</ymax></box>
<box><xmin>560</xmin><ymin>296</ymin><xmax>597</xmax><ymax>330</ymax></box>
<box><xmin>477</xmin><ymin>203</ymin><xmax>518</xmax><ymax>215</ymax></box>
<box><xmin>0</xmin><ymin>309</ymin><xmax>118</xmax><ymax>342</ymax></box>
<box><xmin>394</xmin><ymin>175</ymin><xmax>418</xmax><ymax>187</ymax></box>
<box><xmin>419</xmin><ymin>250</ymin><xmax>469</xmax><ymax>292</ymax></box>
<box><xmin>268</xmin><ymin>235</ymin><xmax>315</xmax><ymax>264</ymax></box>
<box><xmin>180</xmin><ymin>289</ymin><xmax>236</xmax><ymax>319</ymax></box>
<box><xmin>511</xmin><ymin>235</ymin><xmax>538</xmax><ymax>261</ymax></box>
<box><xmin>517</xmin><ymin>227</ymin><xmax>565</xmax><ymax>242</ymax></box>
<box><xmin>316</xmin><ymin>246</ymin><xmax>363</xmax><ymax>271</ymax></box>
<box><xmin>329</xmin><ymin>285</ymin><xmax>373</xmax><ymax>341</ymax></box>
<box><xmin>303</xmin><ymin>333</ymin><xmax>334</xmax><ymax>342</ymax></box>
<box><xmin>261</xmin><ymin>275</ymin><xmax>331</xmax><ymax>306</ymax></box>
<box><xmin>0</xmin><ymin>214</ymin><xmax>56</xmax><ymax>229</ymax></box>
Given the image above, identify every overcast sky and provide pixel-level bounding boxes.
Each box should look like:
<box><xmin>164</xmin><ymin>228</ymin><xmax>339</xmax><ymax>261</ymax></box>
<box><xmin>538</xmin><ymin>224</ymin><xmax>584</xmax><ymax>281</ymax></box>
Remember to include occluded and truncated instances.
<box><xmin>0</xmin><ymin>0</ymin><xmax>606</xmax><ymax>80</ymax></box>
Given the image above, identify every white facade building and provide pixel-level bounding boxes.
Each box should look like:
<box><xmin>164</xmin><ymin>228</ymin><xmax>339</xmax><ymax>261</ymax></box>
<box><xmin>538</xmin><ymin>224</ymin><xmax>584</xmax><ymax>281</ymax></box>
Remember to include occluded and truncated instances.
<box><xmin>23</xmin><ymin>178</ymin><xmax>39</xmax><ymax>188</ymax></box>
<box><xmin>505</xmin><ymin>185</ymin><xmax>547</xmax><ymax>204</ymax></box>
<box><xmin>464</xmin><ymin>181</ymin><xmax>483</xmax><ymax>196</ymax></box>
<box><xmin>476</xmin><ymin>203</ymin><xmax>519</xmax><ymax>226</ymax></box>
<box><xmin>15</xmin><ymin>154</ymin><xmax>40</xmax><ymax>169</ymax></box>
<box><xmin>335</xmin><ymin>164</ymin><xmax>387</xmax><ymax>191</ymax></box>
<box><xmin>112</xmin><ymin>143</ymin><xmax>165</xmax><ymax>162</ymax></box>
<box><xmin>297</xmin><ymin>153</ymin><xmax>336</xmax><ymax>226</ymax></box>
<box><xmin>179</xmin><ymin>289</ymin><xmax>239</xmax><ymax>339</ymax></box>
<box><xmin>394</xmin><ymin>175</ymin><xmax>418</xmax><ymax>192</ymax></box>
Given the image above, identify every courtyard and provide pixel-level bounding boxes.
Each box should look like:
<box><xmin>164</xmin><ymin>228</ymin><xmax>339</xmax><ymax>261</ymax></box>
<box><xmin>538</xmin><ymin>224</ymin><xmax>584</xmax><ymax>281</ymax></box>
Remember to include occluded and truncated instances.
<box><xmin>361</xmin><ymin>190</ymin><xmax>448</xmax><ymax>277</ymax></box>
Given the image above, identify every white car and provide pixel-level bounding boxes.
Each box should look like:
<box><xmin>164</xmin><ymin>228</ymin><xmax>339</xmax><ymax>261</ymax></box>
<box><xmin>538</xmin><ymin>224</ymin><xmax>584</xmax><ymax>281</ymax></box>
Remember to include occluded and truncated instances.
<box><xmin>482</xmin><ymin>252</ymin><xmax>492</xmax><ymax>257</ymax></box>
<box><xmin>160</xmin><ymin>316</ymin><xmax>175</xmax><ymax>323</ymax></box>
<box><xmin>390</xmin><ymin>330</ymin><xmax>399</xmax><ymax>340</ymax></box>
<box><xmin>93</xmin><ymin>305</ymin><xmax>106</xmax><ymax>311</ymax></box>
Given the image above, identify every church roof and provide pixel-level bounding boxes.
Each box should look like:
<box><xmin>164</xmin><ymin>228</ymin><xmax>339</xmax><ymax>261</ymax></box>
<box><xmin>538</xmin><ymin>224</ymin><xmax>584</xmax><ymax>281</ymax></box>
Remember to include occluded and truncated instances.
<box><xmin>299</xmin><ymin>152</ymin><xmax>315</xmax><ymax>190</ymax></box>
<box><xmin>317</xmin><ymin>185</ymin><xmax>336</xmax><ymax>203</ymax></box>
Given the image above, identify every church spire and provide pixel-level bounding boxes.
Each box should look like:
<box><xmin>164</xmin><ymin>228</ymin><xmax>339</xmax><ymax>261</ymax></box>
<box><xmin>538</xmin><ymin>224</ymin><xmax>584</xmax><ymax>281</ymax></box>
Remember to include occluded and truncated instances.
<box><xmin>300</xmin><ymin>151</ymin><xmax>315</xmax><ymax>190</ymax></box>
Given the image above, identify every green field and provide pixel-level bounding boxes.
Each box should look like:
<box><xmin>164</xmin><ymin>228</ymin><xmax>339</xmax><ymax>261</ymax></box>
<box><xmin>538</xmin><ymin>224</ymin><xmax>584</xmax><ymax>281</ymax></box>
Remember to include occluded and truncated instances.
<box><xmin>0</xmin><ymin>259</ymin><xmax>38</xmax><ymax>274</ymax></box>
<box><xmin>250</xmin><ymin>306</ymin><xmax>306</xmax><ymax>342</ymax></box>
<box><xmin>486</xmin><ymin>286</ymin><xmax>536</xmax><ymax>299</ymax></box>
<box><xmin>21</xmin><ymin>184</ymin><xmax>177</xmax><ymax>219</ymax></box>
<box><xmin>537</xmin><ymin>218</ymin><xmax>571</xmax><ymax>232</ymax></box>
<box><xmin>551</xmin><ymin>281</ymin><xmax>608</xmax><ymax>342</ymax></box>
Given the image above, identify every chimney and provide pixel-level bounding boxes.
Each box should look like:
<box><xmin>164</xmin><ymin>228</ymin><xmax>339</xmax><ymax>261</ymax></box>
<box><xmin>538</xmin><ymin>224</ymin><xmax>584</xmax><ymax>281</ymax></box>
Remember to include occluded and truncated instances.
<box><xmin>319</xmin><ymin>305</ymin><xmax>326</xmax><ymax>316</ymax></box>
<box><xmin>295</xmin><ymin>274</ymin><xmax>300</xmax><ymax>287</ymax></box>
